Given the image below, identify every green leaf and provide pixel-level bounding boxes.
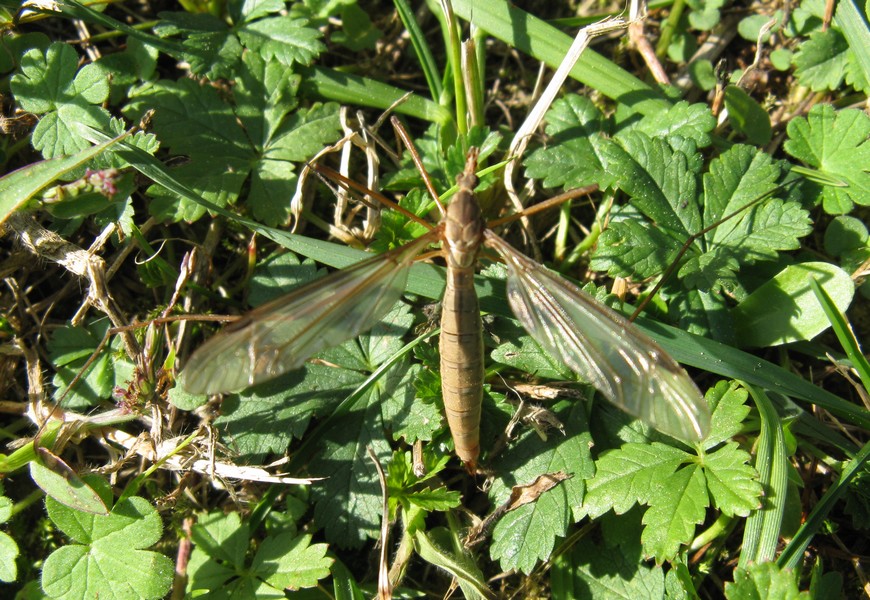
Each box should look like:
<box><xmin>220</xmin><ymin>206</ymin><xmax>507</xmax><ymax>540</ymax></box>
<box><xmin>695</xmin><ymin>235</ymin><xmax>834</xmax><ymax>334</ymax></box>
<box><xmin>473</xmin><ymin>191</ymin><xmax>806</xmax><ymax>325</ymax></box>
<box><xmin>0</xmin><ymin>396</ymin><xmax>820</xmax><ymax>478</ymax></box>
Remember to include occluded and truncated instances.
<box><xmin>732</xmin><ymin>262</ymin><xmax>855</xmax><ymax>347</ymax></box>
<box><xmin>703</xmin><ymin>442</ymin><xmax>763</xmax><ymax>517</ymax></box>
<box><xmin>624</xmin><ymin>100</ymin><xmax>716</xmax><ymax>147</ymax></box>
<box><xmin>332</xmin><ymin>3</ymin><xmax>382</xmax><ymax>51</ymax></box>
<box><xmin>247</xmin><ymin>251</ymin><xmax>320</xmax><ymax>307</ymax></box>
<box><xmin>42</xmin><ymin>486</ymin><xmax>173</xmax><ymax>600</ymax></box>
<box><xmin>0</xmin><ymin>131</ymin><xmax>131</xmax><ymax>224</ymax></box>
<box><xmin>190</xmin><ymin>511</ymin><xmax>248</xmax><ymax>575</ymax></box>
<box><xmin>491</xmin><ymin>332</ymin><xmax>575</xmax><ymax>381</ymax></box>
<box><xmin>47</xmin><ymin>321</ymin><xmax>135</xmax><ymax>410</ymax></box>
<box><xmin>783</xmin><ymin>104</ymin><xmax>870</xmax><ymax>214</ymax></box>
<box><xmin>684</xmin><ymin>145</ymin><xmax>809</xmax><ymax>289</ymax></box>
<box><xmin>125</xmin><ymin>65</ymin><xmax>341</xmax><ymax>224</ymax></box>
<box><xmin>0</xmin><ymin>492</ymin><xmax>19</xmax><ymax>583</ymax></box>
<box><xmin>551</xmin><ymin>511</ymin><xmax>666</xmax><ymax>599</ymax></box>
<box><xmin>414</xmin><ymin>530</ymin><xmax>492</xmax><ymax>600</ymax></box>
<box><xmin>824</xmin><ymin>215</ymin><xmax>868</xmax><ymax>256</ymax></box>
<box><xmin>591</xmin><ymin>217</ymin><xmax>683</xmax><ymax>280</ymax></box>
<box><xmin>725</xmin><ymin>562</ymin><xmax>810</xmax><ymax>599</ymax></box>
<box><xmin>640</xmin><ymin>463</ymin><xmax>708</xmax><ymax>562</ymax></box>
<box><xmin>489</xmin><ymin>402</ymin><xmax>593</xmax><ymax>573</ymax></box>
<box><xmin>188</xmin><ymin>511</ymin><xmax>331</xmax><ymax>596</ymax></box>
<box><xmin>724</xmin><ymin>85</ymin><xmax>772</xmax><ymax>145</ymax></box>
<box><xmin>10</xmin><ymin>42</ymin><xmax>111</xmax><ymax>158</ymax></box>
<box><xmin>523</xmin><ymin>95</ymin><xmax>614</xmax><ymax>190</ymax></box>
<box><xmin>303</xmin><ymin>304</ymin><xmax>420</xmax><ymax>548</ymax></box>
<box><xmin>581</xmin><ymin>383</ymin><xmax>759</xmax><ymax>561</ymax></box>
<box><xmin>606</xmin><ymin>131</ymin><xmax>701</xmax><ymax>240</ymax></box>
<box><xmin>792</xmin><ymin>28</ymin><xmax>849</xmax><ymax>91</ymax></box>
<box><xmin>592</xmin><ymin>141</ymin><xmax>810</xmax><ymax>306</ymax></box>
<box><xmin>30</xmin><ymin>451</ymin><xmax>109</xmax><ymax>515</ymax></box>
<box><xmin>251</xmin><ymin>533</ymin><xmax>332</xmax><ymax>590</ymax></box>
<box><xmin>704</xmin><ymin>380</ymin><xmax>752</xmax><ymax>448</ymax></box>
<box><xmin>0</xmin><ymin>527</ymin><xmax>18</xmax><ymax>583</ymax></box>
<box><xmin>386</xmin><ymin>451</ymin><xmax>460</xmax><ymax>512</ymax></box>
<box><xmin>215</xmin><ymin>363</ymin><xmax>365</xmax><ymax>461</ymax></box>
<box><xmin>582</xmin><ymin>443</ymin><xmax>691</xmax><ymax>520</ymax></box>
<box><xmin>238</xmin><ymin>16</ymin><xmax>325</xmax><ymax>66</ymax></box>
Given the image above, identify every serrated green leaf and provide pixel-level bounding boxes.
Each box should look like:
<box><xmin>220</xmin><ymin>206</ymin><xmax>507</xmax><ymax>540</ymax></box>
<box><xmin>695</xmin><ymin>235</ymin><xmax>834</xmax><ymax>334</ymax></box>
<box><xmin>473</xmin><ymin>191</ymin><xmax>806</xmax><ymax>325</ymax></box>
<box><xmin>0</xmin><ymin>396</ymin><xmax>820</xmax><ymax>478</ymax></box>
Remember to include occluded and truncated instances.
<box><xmin>268</xmin><ymin>103</ymin><xmax>342</xmax><ymax>162</ymax></box>
<box><xmin>671</xmin><ymin>145</ymin><xmax>810</xmax><ymax>294</ymax></box>
<box><xmin>784</xmin><ymin>104</ymin><xmax>870</xmax><ymax>214</ymax></box>
<box><xmin>292</xmin><ymin>304</ymin><xmax>420</xmax><ymax>548</ymax></box>
<box><xmin>704</xmin><ymin>380</ymin><xmax>752</xmax><ymax>447</ymax></box>
<box><xmin>10</xmin><ymin>42</ymin><xmax>112</xmax><ymax>159</ymax></box>
<box><xmin>238</xmin><ymin>16</ymin><xmax>325</xmax><ymax>66</ymax></box>
<box><xmin>551</xmin><ymin>514</ymin><xmax>666</xmax><ymax>600</ymax></box>
<box><xmin>523</xmin><ymin>95</ymin><xmax>614</xmax><ymax>190</ymax></box>
<box><xmin>793</xmin><ymin>28</ymin><xmax>849</xmax><ymax>91</ymax></box>
<box><xmin>641</xmin><ymin>464</ymin><xmax>708</xmax><ymax>562</ymax></box>
<box><xmin>607</xmin><ymin>131</ymin><xmax>701</xmax><ymax>239</ymax></box>
<box><xmin>489</xmin><ymin>402</ymin><xmax>592</xmax><ymax>573</ymax></box>
<box><xmin>732</xmin><ymin>262</ymin><xmax>855</xmax><ymax>347</ymax></box>
<box><xmin>582</xmin><ymin>443</ymin><xmax>690</xmax><ymax>519</ymax></box>
<box><xmin>189</xmin><ymin>511</ymin><xmax>249</xmax><ymax>570</ymax></box>
<box><xmin>591</xmin><ymin>218</ymin><xmax>682</xmax><ymax>279</ymax></box>
<box><xmin>43</xmin><ymin>492</ymin><xmax>173</xmax><ymax>600</ymax></box>
<box><xmin>626</xmin><ymin>101</ymin><xmax>716</xmax><ymax>147</ymax></box>
<box><xmin>151</xmin><ymin>12</ymin><xmax>242</xmax><ymax>78</ymax></box>
<box><xmin>251</xmin><ymin>533</ymin><xmax>332</xmax><ymax>590</ymax></box>
<box><xmin>126</xmin><ymin>72</ymin><xmax>340</xmax><ymax>224</ymax></box>
<box><xmin>188</xmin><ymin>511</ymin><xmax>330</xmax><ymax>596</ymax></box>
<box><xmin>725</xmin><ymin>562</ymin><xmax>810</xmax><ymax>599</ymax></box>
<box><xmin>704</xmin><ymin>442</ymin><xmax>762</xmax><ymax>516</ymax></box>
<box><xmin>215</xmin><ymin>363</ymin><xmax>364</xmax><ymax>461</ymax></box>
<box><xmin>234</xmin><ymin>51</ymin><xmax>302</xmax><ymax>148</ymax></box>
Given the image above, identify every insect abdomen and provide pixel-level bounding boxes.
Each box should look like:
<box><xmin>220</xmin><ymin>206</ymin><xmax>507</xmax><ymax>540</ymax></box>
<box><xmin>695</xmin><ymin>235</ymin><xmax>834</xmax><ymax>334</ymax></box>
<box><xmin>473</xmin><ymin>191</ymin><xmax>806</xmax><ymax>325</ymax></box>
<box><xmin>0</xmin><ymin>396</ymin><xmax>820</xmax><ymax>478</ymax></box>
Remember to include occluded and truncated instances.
<box><xmin>440</xmin><ymin>265</ymin><xmax>484</xmax><ymax>468</ymax></box>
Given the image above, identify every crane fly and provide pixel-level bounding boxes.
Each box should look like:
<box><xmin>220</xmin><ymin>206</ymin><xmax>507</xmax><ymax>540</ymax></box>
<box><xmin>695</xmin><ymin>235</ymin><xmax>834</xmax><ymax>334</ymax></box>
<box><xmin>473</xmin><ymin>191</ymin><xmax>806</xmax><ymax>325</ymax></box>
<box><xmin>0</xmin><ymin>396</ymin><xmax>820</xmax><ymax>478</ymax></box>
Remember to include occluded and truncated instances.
<box><xmin>180</xmin><ymin>148</ymin><xmax>711</xmax><ymax>469</ymax></box>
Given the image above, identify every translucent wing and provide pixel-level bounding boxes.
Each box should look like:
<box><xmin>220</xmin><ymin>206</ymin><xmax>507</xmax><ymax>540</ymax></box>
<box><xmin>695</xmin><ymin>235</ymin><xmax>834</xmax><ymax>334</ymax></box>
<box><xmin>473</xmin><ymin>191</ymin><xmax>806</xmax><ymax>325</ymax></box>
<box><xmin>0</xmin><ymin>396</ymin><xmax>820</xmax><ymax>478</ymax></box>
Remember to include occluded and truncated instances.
<box><xmin>485</xmin><ymin>231</ymin><xmax>710</xmax><ymax>442</ymax></box>
<box><xmin>181</xmin><ymin>232</ymin><xmax>437</xmax><ymax>394</ymax></box>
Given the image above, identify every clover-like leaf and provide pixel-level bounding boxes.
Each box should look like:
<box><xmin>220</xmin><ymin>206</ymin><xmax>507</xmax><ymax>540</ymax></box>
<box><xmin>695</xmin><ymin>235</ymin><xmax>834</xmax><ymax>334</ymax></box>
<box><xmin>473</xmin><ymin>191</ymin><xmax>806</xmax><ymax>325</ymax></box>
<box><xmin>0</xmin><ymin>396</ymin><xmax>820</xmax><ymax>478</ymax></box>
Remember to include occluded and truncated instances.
<box><xmin>42</xmin><ymin>480</ymin><xmax>173</xmax><ymax>600</ymax></box>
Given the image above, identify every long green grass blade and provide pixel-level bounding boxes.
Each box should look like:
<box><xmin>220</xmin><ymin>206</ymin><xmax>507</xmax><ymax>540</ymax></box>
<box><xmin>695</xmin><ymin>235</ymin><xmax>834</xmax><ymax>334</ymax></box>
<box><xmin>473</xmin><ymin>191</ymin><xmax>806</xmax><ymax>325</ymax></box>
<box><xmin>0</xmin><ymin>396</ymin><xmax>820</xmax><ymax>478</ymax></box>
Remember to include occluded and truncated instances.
<box><xmin>394</xmin><ymin>0</ymin><xmax>444</xmax><ymax>101</ymax></box>
<box><xmin>738</xmin><ymin>384</ymin><xmax>788</xmax><ymax>568</ymax></box>
<box><xmin>451</xmin><ymin>0</ymin><xmax>671</xmax><ymax>115</ymax></box>
<box><xmin>809</xmin><ymin>277</ymin><xmax>870</xmax><ymax>390</ymax></box>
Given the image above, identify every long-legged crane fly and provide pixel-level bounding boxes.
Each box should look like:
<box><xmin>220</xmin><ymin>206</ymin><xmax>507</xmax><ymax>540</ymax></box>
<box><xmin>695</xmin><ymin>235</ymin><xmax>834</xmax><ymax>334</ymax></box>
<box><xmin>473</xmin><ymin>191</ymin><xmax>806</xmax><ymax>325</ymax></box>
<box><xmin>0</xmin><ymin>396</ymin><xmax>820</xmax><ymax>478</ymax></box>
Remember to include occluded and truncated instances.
<box><xmin>180</xmin><ymin>148</ymin><xmax>711</xmax><ymax>469</ymax></box>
